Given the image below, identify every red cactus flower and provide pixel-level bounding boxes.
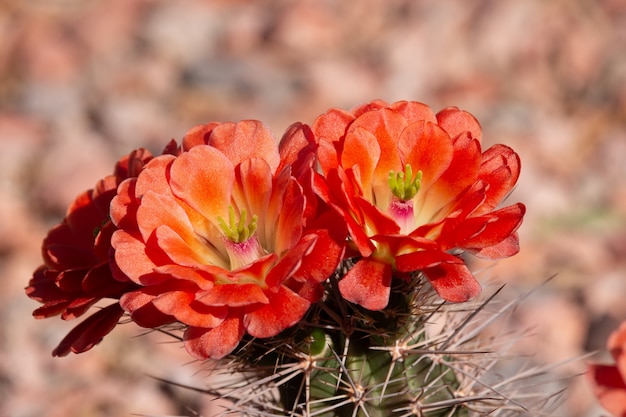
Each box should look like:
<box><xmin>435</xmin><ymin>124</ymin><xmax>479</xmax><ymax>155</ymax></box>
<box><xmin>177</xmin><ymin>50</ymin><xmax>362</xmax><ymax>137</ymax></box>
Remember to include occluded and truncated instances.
<box><xmin>588</xmin><ymin>321</ymin><xmax>626</xmax><ymax>417</ymax></box>
<box><xmin>26</xmin><ymin>148</ymin><xmax>154</xmax><ymax>356</ymax></box>
<box><xmin>110</xmin><ymin>120</ymin><xmax>344</xmax><ymax>359</ymax></box>
<box><xmin>312</xmin><ymin>99</ymin><xmax>525</xmax><ymax>309</ymax></box>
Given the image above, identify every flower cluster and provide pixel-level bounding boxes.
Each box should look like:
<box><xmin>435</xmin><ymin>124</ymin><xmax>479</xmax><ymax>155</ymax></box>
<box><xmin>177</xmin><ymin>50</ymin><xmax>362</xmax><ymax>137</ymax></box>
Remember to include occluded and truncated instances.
<box><xmin>588</xmin><ymin>320</ymin><xmax>626</xmax><ymax>416</ymax></box>
<box><xmin>27</xmin><ymin>100</ymin><xmax>525</xmax><ymax>360</ymax></box>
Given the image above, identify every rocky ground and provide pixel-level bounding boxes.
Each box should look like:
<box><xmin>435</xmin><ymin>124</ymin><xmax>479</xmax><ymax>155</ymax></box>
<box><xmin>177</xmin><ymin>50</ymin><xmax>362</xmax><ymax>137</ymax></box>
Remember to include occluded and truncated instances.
<box><xmin>1</xmin><ymin>1</ymin><xmax>625</xmax><ymax>416</ymax></box>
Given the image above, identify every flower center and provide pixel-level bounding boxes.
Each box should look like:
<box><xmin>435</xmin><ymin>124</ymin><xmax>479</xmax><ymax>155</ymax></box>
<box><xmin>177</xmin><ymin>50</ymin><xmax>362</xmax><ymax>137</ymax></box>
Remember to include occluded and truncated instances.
<box><xmin>218</xmin><ymin>206</ymin><xmax>258</xmax><ymax>243</ymax></box>
<box><xmin>387</xmin><ymin>165</ymin><xmax>422</xmax><ymax>234</ymax></box>
<box><xmin>388</xmin><ymin>164</ymin><xmax>422</xmax><ymax>202</ymax></box>
<box><xmin>218</xmin><ymin>206</ymin><xmax>265</xmax><ymax>270</ymax></box>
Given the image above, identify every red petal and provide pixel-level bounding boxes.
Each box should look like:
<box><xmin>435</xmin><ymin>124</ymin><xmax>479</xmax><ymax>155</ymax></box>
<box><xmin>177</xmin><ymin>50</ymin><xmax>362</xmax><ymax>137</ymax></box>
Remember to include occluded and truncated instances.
<box><xmin>184</xmin><ymin>316</ymin><xmax>245</xmax><ymax>359</ymax></box>
<box><xmin>422</xmin><ymin>261</ymin><xmax>481</xmax><ymax>303</ymax></box>
<box><xmin>119</xmin><ymin>290</ymin><xmax>174</xmax><ymax>328</ymax></box>
<box><xmin>265</xmin><ymin>235</ymin><xmax>317</xmax><ymax>288</ymax></box>
<box><xmin>445</xmin><ymin>203</ymin><xmax>525</xmax><ymax>252</ymax></box>
<box><xmin>338</xmin><ymin>258</ymin><xmax>392</xmax><ymax>311</ymax></box>
<box><xmin>243</xmin><ymin>285</ymin><xmax>310</xmax><ymax>338</ymax></box>
<box><xmin>472</xmin><ymin>233</ymin><xmax>520</xmax><ymax>259</ymax></box>
<box><xmin>475</xmin><ymin>144</ymin><xmax>521</xmax><ymax>215</ymax></box>
<box><xmin>52</xmin><ymin>303</ymin><xmax>125</xmax><ymax>357</ymax></box>
<box><xmin>587</xmin><ymin>364</ymin><xmax>626</xmax><ymax>416</ymax></box>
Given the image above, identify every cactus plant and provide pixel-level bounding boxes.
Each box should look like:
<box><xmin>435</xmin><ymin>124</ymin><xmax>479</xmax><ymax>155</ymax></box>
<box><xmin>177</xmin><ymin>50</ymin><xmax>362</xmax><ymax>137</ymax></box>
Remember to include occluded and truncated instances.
<box><xmin>26</xmin><ymin>100</ymin><xmax>566</xmax><ymax>416</ymax></box>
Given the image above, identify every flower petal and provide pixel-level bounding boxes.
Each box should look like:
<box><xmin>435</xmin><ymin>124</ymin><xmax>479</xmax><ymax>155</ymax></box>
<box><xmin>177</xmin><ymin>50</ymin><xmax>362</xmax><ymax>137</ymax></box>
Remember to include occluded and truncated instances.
<box><xmin>423</xmin><ymin>261</ymin><xmax>481</xmax><ymax>303</ymax></box>
<box><xmin>436</xmin><ymin>107</ymin><xmax>482</xmax><ymax>142</ymax></box>
<box><xmin>181</xmin><ymin>122</ymin><xmax>220</xmax><ymax>150</ymax></box>
<box><xmin>390</xmin><ymin>100</ymin><xmax>437</xmax><ymax>124</ymax></box>
<box><xmin>587</xmin><ymin>364</ymin><xmax>626</xmax><ymax>417</ymax></box>
<box><xmin>51</xmin><ymin>303</ymin><xmax>125</xmax><ymax>357</ymax></box>
<box><xmin>338</xmin><ymin>258</ymin><xmax>392</xmax><ymax>311</ymax></box>
<box><xmin>184</xmin><ymin>316</ymin><xmax>245</xmax><ymax>359</ymax></box>
<box><xmin>341</xmin><ymin>126</ymin><xmax>381</xmax><ymax>201</ymax></box>
<box><xmin>169</xmin><ymin>145</ymin><xmax>234</xmax><ymax>222</ymax></box>
<box><xmin>475</xmin><ymin>144</ymin><xmax>521</xmax><ymax>215</ymax></box>
<box><xmin>347</xmin><ymin>108</ymin><xmax>405</xmax><ymax>187</ymax></box>
<box><xmin>243</xmin><ymin>285</ymin><xmax>310</xmax><ymax>338</ymax></box>
<box><xmin>208</xmin><ymin>120</ymin><xmax>280</xmax><ymax>171</ymax></box>
<box><xmin>197</xmin><ymin>283</ymin><xmax>269</xmax><ymax>307</ymax></box>
<box><xmin>152</xmin><ymin>289</ymin><xmax>228</xmax><ymax>328</ymax></box>
<box><xmin>398</xmin><ymin>120</ymin><xmax>454</xmax><ymax>191</ymax></box>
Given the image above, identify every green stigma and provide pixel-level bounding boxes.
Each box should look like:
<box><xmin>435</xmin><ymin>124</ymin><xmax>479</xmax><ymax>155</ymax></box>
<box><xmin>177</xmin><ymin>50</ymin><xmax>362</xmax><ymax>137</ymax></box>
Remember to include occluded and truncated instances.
<box><xmin>218</xmin><ymin>206</ymin><xmax>258</xmax><ymax>243</ymax></box>
<box><xmin>388</xmin><ymin>164</ymin><xmax>423</xmax><ymax>201</ymax></box>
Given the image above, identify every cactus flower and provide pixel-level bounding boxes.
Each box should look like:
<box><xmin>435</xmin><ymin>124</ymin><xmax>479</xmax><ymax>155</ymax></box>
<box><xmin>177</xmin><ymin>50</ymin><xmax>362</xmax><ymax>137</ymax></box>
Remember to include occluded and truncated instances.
<box><xmin>588</xmin><ymin>321</ymin><xmax>626</xmax><ymax>417</ymax></box>
<box><xmin>110</xmin><ymin>121</ymin><xmax>344</xmax><ymax>359</ymax></box>
<box><xmin>312</xmin><ymin>100</ymin><xmax>525</xmax><ymax>309</ymax></box>
<box><xmin>25</xmin><ymin>148</ymin><xmax>155</xmax><ymax>356</ymax></box>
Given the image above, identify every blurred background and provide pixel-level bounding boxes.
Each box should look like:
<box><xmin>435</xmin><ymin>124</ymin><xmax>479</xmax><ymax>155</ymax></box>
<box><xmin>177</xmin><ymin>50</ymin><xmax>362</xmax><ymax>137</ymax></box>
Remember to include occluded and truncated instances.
<box><xmin>1</xmin><ymin>0</ymin><xmax>625</xmax><ymax>415</ymax></box>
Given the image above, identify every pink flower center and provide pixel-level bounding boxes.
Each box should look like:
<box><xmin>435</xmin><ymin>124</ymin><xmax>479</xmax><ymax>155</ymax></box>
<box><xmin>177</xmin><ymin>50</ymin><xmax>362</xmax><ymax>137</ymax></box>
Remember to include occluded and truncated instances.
<box><xmin>388</xmin><ymin>198</ymin><xmax>415</xmax><ymax>235</ymax></box>
<box><xmin>222</xmin><ymin>235</ymin><xmax>266</xmax><ymax>270</ymax></box>
<box><xmin>218</xmin><ymin>205</ymin><xmax>266</xmax><ymax>269</ymax></box>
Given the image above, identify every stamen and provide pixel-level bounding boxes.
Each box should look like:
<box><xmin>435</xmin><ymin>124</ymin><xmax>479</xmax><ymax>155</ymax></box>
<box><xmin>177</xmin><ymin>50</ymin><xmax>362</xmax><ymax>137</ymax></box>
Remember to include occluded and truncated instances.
<box><xmin>218</xmin><ymin>206</ymin><xmax>258</xmax><ymax>243</ymax></box>
<box><xmin>388</xmin><ymin>165</ymin><xmax>422</xmax><ymax>201</ymax></box>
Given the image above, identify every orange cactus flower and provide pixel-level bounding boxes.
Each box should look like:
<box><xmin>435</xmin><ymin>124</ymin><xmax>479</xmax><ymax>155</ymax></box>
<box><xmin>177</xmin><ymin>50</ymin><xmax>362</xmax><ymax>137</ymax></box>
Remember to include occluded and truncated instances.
<box><xmin>312</xmin><ymin>99</ymin><xmax>525</xmax><ymax>309</ymax></box>
<box><xmin>25</xmin><ymin>148</ymin><xmax>155</xmax><ymax>356</ymax></box>
<box><xmin>110</xmin><ymin>121</ymin><xmax>344</xmax><ymax>359</ymax></box>
<box><xmin>588</xmin><ymin>321</ymin><xmax>626</xmax><ymax>417</ymax></box>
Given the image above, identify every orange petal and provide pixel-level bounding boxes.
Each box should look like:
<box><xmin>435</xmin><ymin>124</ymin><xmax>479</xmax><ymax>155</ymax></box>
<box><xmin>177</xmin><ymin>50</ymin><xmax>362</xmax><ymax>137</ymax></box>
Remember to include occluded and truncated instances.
<box><xmin>111</xmin><ymin>230</ymin><xmax>160</xmax><ymax>284</ymax></box>
<box><xmin>243</xmin><ymin>285</ymin><xmax>310</xmax><ymax>338</ymax></box>
<box><xmin>341</xmin><ymin>126</ymin><xmax>381</xmax><ymax>200</ymax></box>
<box><xmin>181</xmin><ymin>122</ymin><xmax>220</xmax><ymax>151</ymax></box>
<box><xmin>277</xmin><ymin>122</ymin><xmax>317</xmax><ymax>176</ymax></box>
<box><xmin>197</xmin><ymin>283</ymin><xmax>269</xmax><ymax>307</ymax></box>
<box><xmin>390</xmin><ymin>100</ymin><xmax>437</xmax><ymax>124</ymax></box>
<box><xmin>169</xmin><ymin>145</ymin><xmax>234</xmax><ymax>222</ymax></box>
<box><xmin>134</xmin><ymin>154</ymin><xmax>176</xmax><ymax>198</ymax></box>
<box><xmin>398</xmin><ymin>120</ymin><xmax>454</xmax><ymax>191</ymax></box>
<box><xmin>348</xmin><ymin>108</ymin><xmax>405</xmax><ymax>187</ymax></box>
<box><xmin>184</xmin><ymin>316</ymin><xmax>245</xmax><ymax>359</ymax></box>
<box><xmin>136</xmin><ymin>190</ymin><xmax>196</xmax><ymax>243</ymax></box>
<box><xmin>436</xmin><ymin>107</ymin><xmax>482</xmax><ymax>142</ymax></box>
<box><xmin>338</xmin><ymin>258</ymin><xmax>392</xmax><ymax>311</ymax></box>
<box><xmin>208</xmin><ymin>120</ymin><xmax>280</xmax><ymax>171</ymax></box>
<box><xmin>419</xmin><ymin>132</ymin><xmax>481</xmax><ymax>220</ymax></box>
<box><xmin>231</xmin><ymin>158</ymin><xmax>274</xmax><ymax>245</ymax></box>
<box><xmin>152</xmin><ymin>290</ymin><xmax>228</xmax><ymax>328</ymax></box>
<box><xmin>274</xmin><ymin>177</ymin><xmax>306</xmax><ymax>255</ymax></box>
<box><xmin>609</xmin><ymin>321</ymin><xmax>626</xmax><ymax>378</ymax></box>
